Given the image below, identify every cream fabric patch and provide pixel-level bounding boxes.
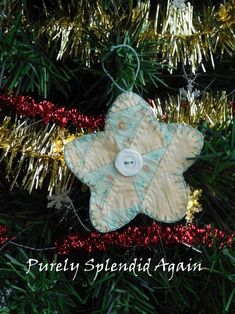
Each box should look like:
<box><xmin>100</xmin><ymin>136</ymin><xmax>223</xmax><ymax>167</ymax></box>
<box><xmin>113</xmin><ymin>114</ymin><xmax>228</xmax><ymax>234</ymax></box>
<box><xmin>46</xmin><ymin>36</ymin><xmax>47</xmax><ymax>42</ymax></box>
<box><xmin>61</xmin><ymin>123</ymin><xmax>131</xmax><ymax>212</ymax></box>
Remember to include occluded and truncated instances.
<box><xmin>64</xmin><ymin>92</ymin><xmax>204</xmax><ymax>232</ymax></box>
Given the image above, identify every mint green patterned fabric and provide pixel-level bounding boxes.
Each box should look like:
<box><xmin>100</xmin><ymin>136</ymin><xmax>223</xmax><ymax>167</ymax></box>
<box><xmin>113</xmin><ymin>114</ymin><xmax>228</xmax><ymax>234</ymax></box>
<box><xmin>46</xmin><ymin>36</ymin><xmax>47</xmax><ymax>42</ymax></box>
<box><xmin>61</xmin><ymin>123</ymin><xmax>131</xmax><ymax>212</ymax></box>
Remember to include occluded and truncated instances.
<box><xmin>64</xmin><ymin>92</ymin><xmax>204</xmax><ymax>232</ymax></box>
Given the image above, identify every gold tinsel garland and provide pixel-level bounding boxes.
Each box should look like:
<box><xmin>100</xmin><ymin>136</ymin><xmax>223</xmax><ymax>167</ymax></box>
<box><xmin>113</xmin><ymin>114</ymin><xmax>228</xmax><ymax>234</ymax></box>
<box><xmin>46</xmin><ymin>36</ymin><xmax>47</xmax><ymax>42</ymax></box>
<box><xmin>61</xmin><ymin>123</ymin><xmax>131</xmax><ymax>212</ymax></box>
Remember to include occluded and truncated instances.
<box><xmin>38</xmin><ymin>0</ymin><xmax>235</xmax><ymax>72</ymax></box>
<box><xmin>151</xmin><ymin>91</ymin><xmax>234</xmax><ymax>126</ymax></box>
<box><xmin>0</xmin><ymin>91</ymin><xmax>233</xmax><ymax>197</ymax></box>
<box><xmin>186</xmin><ymin>189</ymin><xmax>203</xmax><ymax>223</ymax></box>
<box><xmin>0</xmin><ymin>116</ymin><xmax>79</xmax><ymax>194</ymax></box>
<box><xmin>218</xmin><ymin>0</ymin><xmax>235</xmax><ymax>26</ymax></box>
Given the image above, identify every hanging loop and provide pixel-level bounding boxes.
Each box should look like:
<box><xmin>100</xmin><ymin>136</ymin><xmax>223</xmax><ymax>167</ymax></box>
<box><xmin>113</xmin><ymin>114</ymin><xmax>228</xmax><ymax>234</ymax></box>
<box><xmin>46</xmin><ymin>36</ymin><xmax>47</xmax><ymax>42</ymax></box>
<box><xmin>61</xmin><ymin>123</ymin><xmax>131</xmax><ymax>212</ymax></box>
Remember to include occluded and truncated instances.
<box><xmin>101</xmin><ymin>44</ymin><xmax>140</xmax><ymax>93</ymax></box>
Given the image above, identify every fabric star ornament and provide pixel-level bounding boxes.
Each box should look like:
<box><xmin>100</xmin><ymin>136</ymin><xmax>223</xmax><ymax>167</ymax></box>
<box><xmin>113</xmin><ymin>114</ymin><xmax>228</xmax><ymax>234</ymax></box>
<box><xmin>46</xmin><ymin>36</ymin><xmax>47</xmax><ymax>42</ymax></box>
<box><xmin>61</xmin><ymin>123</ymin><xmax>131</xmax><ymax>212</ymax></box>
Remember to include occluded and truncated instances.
<box><xmin>64</xmin><ymin>92</ymin><xmax>204</xmax><ymax>232</ymax></box>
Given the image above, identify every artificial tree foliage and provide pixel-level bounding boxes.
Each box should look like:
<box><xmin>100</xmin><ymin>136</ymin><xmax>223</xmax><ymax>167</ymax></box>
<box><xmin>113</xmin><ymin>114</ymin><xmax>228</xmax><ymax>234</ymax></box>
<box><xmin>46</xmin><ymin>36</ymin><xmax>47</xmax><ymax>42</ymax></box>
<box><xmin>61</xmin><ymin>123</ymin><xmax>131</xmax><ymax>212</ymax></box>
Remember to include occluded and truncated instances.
<box><xmin>0</xmin><ymin>0</ymin><xmax>234</xmax><ymax>313</ymax></box>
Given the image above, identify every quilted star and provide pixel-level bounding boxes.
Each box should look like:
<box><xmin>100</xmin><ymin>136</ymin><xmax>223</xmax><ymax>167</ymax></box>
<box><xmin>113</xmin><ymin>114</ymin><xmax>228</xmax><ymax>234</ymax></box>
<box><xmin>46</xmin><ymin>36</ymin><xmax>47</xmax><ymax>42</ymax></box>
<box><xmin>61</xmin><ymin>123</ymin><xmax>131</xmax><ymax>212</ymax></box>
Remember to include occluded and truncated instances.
<box><xmin>64</xmin><ymin>92</ymin><xmax>204</xmax><ymax>232</ymax></box>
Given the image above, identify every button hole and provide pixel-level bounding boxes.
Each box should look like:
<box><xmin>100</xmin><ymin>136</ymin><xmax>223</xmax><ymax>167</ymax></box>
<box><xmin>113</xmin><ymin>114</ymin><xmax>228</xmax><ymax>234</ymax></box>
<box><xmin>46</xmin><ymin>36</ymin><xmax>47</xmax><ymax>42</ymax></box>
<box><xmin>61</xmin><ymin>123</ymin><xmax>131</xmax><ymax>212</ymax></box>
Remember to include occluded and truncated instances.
<box><xmin>124</xmin><ymin>161</ymin><xmax>134</xmax><ymax>165</ymax></box>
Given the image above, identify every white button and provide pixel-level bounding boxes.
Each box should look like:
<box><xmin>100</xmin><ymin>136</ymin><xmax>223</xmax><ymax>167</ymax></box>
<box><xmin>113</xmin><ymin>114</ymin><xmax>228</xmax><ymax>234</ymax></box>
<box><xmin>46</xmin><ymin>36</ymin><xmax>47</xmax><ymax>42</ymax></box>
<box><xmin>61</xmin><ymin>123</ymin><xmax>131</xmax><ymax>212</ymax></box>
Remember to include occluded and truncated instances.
<box><xmin>115</xmin><ymin>148</ymin><xmax>143</xmax><ymax>176</ymax></box>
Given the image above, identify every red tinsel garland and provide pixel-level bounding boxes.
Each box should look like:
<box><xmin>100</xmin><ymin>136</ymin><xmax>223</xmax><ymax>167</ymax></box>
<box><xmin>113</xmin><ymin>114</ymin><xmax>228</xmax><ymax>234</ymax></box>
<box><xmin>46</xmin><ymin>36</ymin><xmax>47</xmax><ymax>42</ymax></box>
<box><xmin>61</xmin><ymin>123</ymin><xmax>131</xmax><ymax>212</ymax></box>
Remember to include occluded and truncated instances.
<box><xmin>55</xmin><ymin>223</ymin><xmax>235</xmax><ymax>255</ymax></box>
<box><xmin>0</xmin><ymin>223</ymin><xmax>234</xmax><ymax>253</ymax></box>
<box><xmin>0</xmin><ymin>94</ymin><xmax>104</xmax><ymax>130</ymax></box>
<box><xmin>0</xmin><ymin>94</ymin><xmax>233</xmax><ymax>131</ymax></box>
<box><xmin>0</xmin><ymin>225</ymin><xmax>8</xmax><ymax>246</ymax></box>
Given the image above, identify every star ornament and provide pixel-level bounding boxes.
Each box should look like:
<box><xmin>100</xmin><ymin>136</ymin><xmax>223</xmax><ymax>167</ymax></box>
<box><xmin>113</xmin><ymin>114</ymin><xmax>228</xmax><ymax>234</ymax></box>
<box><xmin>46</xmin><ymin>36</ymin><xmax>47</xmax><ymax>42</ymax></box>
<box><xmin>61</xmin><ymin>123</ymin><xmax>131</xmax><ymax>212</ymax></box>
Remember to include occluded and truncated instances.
<box><xmin>64</xmin><ymin>92</ymin><xmax>204</xmax><ymax>232</ymax></box>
